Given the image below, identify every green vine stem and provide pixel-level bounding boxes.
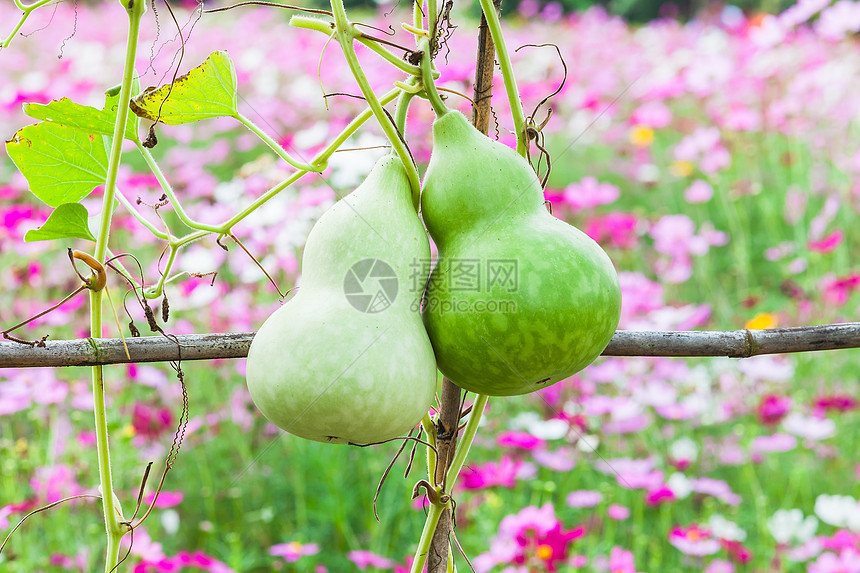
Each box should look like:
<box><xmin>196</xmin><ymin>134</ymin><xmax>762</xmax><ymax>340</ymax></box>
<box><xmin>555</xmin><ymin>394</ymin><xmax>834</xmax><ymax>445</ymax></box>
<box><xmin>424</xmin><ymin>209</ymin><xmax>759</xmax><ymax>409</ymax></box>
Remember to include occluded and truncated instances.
<box><xmin>410</xmin><ymin>394</ymin><xmax>489</xmax><ymax>573</ymax></box>
<box><xmin>444</xmin><ymin>394</ymin><xmax>488</xmax><ymax>488</ymax></box>
<box><xmin>411</xmin><ymin>502</ymin><xmax>446</xmax><ymax>573</ymax></box>
<box><xmin>475</xmin><ymin>0</ymin><xmax>527</xmax><ymax>157</ymax></box>
<box><xmin>418</xmin><ymin>38</ymin><xmax>447</xmax><ymax>117</ymax></box>
<box><xmin>290</xmin><ymin>16</ymin><xmax>428</xmax><ymax>78</ymax></box>
<box><xmin>327</xmin><ymin>0</ymin><xmax>422</xmax><ymax>207</ymax></box>
<box><xmin>91</xmin><ymin>0</ymin><xmax>146</xmax><ymax>570</ymax></box>
<box><xmin>0</xmin><ymin>0</ymin><xmax>56</xmax><ymax>49</ymax></box>
<box><xmin>235</xmin><ymin>112</ymin><xmax>327</xmax><ymax>173</ymax></box>
<box><xmin>135</xmin><ymin>143</ymin><xmax>222</xmax><ymax>233</ymax></box>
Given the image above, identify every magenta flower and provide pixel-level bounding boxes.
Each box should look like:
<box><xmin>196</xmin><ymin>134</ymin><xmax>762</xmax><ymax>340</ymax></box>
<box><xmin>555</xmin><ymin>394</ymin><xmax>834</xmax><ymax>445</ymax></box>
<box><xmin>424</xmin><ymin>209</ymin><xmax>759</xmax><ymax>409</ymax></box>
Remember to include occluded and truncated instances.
<box><xmin>669</xmin><ymin>524</ymin><xmax>721</xmax><ymax>556</ymax></box>
<box><xmin>270</xmin><ymin>541</ymin><xmax>320</xmax><ymax>562</ymax></box>
<box><xmin>756</xmin><ymin>394</ymin><xmax>792</xmax><ymax>425</ymax></box>
<box><xmin>496</xmin><ymin>431</ymin><xmax>545</xmax><ymax>451</ymax></box>
<box><xmin>131</xmin><ymin>402</ymin><xmax>174</xmax><ymax>440</ymax></box>
<box><xmin>475</xmin><ymin>503</ymin><xmax>585</xmax><ymax>573</ymax></box>
<box><xmin>808</xmin><ymin>229</ymin><xmax>845</xmax><ymax>254</ymax></box>
<box><xmin>459</xmin><ymin>456</ymin><xmax>536</xmax><ymax>490</ymax></box>
<box><xmin>645</xmin><ymin>486</ymin><xmax>676</xmax><ymax>506</ymax></box>
<box><xmin>814</xmin><ymin>394</ymin><xmax>858</xmax><ymax>415</ymax></box>
<box><xmin>584</xmin><ymin>212</ymin><xmax>640</xmax><ymax>250</ymax></box>
<box><xmin>720</xmin><ymin>539</ymin><xmax>753</xmax><ymax>564</ymax></box>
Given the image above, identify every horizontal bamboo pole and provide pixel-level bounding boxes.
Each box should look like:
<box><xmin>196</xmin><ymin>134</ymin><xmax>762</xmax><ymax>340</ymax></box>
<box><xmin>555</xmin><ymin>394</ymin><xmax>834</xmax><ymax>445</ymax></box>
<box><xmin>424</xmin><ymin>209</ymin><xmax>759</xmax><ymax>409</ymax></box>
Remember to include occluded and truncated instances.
<box><xmin>1</xmin><ymin>323</ymin><xmax>859</xmax><ymax>369</ymax></box>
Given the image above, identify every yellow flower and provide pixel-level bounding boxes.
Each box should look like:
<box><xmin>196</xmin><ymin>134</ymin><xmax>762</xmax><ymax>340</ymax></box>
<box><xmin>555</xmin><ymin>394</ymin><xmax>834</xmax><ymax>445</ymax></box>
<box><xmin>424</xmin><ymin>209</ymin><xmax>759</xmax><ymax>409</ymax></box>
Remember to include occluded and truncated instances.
<box><xmin>121</xmin><ymin>423</ymin><xmax>137</xmax><ymax>438</ymax></box>
<box><xmin>745</xmin><ymin>313</ymin><xmax>778</xmax><ymax>330</ymax></box>
<box><xmin>629</xmin><ymin>125</ymin><xmax>654</xmax><ymax>147</ymax></box>
<box><xmin>669</xmin><ymin>160</ymin><xmax>694</xmax><ymax>177</ymax></box>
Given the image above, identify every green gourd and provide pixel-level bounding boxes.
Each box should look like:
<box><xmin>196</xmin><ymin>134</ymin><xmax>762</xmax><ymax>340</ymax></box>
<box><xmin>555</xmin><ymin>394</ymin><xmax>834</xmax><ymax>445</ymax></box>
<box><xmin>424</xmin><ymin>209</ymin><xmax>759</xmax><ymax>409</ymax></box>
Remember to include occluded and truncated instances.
<box><xmin>246</xmin><ymin>155</ymin><xmax>437</xmax><ymax>444</ymax></box>
<box><xmin>420</xmin><ymin>111</ymin><xmax>621</xmax><ymax>396</ymax></box>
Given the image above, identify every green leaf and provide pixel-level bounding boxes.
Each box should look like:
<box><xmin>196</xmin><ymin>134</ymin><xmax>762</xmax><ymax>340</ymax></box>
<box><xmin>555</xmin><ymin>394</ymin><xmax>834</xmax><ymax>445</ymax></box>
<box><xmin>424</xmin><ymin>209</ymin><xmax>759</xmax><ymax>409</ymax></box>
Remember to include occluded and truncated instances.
<box><xmin>129</xmin><ymin>51</ymin><xmax>238</xmax><ymax>124</ymax></box>
<box><xmin>24</xmin><ymin>203</ymin><xmax>96</xmax><ymax>242</ymax></box>
<box><xmin>5</xmin><ymin>122</ymin><xmax>109</xmax><ymax>207</ymax></box>
<box><xmin>24</xmin><ymin>77</ymin><xmax>141</xmax><ymax>141</ymax></box>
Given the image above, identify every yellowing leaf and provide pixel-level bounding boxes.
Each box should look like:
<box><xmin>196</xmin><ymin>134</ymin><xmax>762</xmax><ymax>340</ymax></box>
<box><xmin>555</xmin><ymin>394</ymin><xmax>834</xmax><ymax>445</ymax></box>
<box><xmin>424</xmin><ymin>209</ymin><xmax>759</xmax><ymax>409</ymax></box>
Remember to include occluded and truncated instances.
<box><xmin>129</xmin><ymin>51</ymin><xmax>238</xmax><ymax>125</ymax></box>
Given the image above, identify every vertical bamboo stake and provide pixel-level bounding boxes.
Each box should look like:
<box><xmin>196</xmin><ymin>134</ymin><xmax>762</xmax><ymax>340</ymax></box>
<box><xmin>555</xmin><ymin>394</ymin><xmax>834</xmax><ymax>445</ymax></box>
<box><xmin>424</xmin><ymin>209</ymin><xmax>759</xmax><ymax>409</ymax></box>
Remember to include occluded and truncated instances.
<box><xmin>426</xmin><ymin>1</ymin><xmax>503</xmax><ymax>570</ymax></box>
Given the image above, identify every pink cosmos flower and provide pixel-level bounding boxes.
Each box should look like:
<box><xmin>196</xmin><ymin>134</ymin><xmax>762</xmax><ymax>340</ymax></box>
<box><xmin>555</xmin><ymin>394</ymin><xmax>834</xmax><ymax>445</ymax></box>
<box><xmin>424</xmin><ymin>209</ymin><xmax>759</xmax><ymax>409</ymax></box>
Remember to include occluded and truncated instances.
<box><xmin>475</xmin><ymin>503</ymin><xmax>585</xmax><ymax>573</ymax></box>
<box><xmin>607</xmin><ymin>546</ymin><xmax>642</xmax><ymax>573</ymax></box>
<box><xmin>347</xmin><ymin>550</ymin><xmax>395</xmax><ymax>570</ymax></box>
<box><xmin>751</xmin><ymin>433</ymin><xmax>798</xmax><ymax>458</ymax></box>
<box><xmin>30</xmin><ymin>465</ymin><xmax>86</xmax><ymax>504</ymax></box>
<box><xmin>607</xmin><ymin>504</ymin><xmax>630</xmax><ymax>521</ymax></box>
<box><xmin>270</xmin><ymin>542</ymin><xmax>320</xmax><ymax>562</ymax></box>
<box><xmin>565</xmin><ymin>490</ymin><xmax>603</xmax><ymax>508</ymax></box>
<box><xmin>562</xmin><ymin>176</ymin><xmax>620</xmax><ymax>210</ymax></box>
<box><xmin>690</xmin><ymin>478</ymin><xmax>742</xmax><ymax>506</ymax></box>
<box><xmin>807</xmin><ymin>548</ymin><xmax>860</xmax><ymax>573</ymax></box>
<box><xmin>669</xmin><ymin>524</ymin><xmax>721</xmax><ymax>556</ymax></box>
<box><xmin>144</xmin><ymin>491</ymin><xmax>183</xmax><ymax>509</ymax></box>
<box><xmin>532</xmin><ymin>447</ymin><xmax>577</xmax><ymax>472</ymax></box>
<box><xmin>704</xmin><ymin>559</ymin><xmax>735</xmax><ymax>573</ymax></box>
<box><xmin>684</xmin><ymin>180</ymin><xmax>714</xmax><ymax>203</ymax></box>
<box><xmin>630</xmin><ymin>101</ymin><xmax>672</xmax><ymax>129</ymax></box>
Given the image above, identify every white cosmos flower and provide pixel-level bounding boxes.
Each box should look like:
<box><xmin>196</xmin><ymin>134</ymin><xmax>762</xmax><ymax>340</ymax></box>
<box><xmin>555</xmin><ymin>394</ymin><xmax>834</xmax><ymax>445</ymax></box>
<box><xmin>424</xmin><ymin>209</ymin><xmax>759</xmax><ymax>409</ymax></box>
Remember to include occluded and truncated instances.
<box><xmin>814</xmin><ymin>494</ymin><xmax>860</xmax><ymax>531</ymax></box>
<box><xmin>708</xmin><ymin>514</ymin><xmax>747</xmax><ymax>541</ymax></box>
<box><xmin>767</xmin><ymin>509</ymin><xmax>818</xmax><ymax>545</ymax></box>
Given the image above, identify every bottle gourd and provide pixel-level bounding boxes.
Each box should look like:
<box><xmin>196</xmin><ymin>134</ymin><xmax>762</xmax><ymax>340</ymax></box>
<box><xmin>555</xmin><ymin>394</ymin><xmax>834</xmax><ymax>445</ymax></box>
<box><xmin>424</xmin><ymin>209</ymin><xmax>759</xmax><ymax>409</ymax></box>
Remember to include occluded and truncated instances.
<box><xmin>246</xmin><ymin>155</ymin><xmax>437</xmax><ymax>444</ymax></box>
<box><xmin>421</xmin><ymin>111</ymin><xmax>622</xmax><ymax>396</ymax></box>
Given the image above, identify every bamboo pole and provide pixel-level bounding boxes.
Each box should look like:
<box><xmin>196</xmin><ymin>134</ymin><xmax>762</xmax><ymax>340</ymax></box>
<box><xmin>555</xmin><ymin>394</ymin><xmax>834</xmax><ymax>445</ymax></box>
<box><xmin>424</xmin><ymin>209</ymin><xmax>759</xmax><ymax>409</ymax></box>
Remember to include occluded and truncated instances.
<box><xmin>2</xmin><ymin>324</ymin><xmax>859</xmax><ymax>368</ymax></box>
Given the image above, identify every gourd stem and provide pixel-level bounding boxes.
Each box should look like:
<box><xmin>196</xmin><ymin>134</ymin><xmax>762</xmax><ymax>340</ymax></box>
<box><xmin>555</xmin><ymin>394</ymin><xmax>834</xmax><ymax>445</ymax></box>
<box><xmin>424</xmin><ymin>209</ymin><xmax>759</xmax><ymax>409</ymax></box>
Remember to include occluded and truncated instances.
<box><xmin>394</xmin><ymin>80</ymin><xmax>418</xmax><ymax>135</ymax></box>
<box><xmin>475</xmin><ymin>0</ymin><xmax>527</xmax><ymax>157</ymax></box>
<box><xmin>135</xmin><ymin>143</ymin><xmax>222</xmax><ymax>233</ymax></box>
<box><xmin>115</xmin><ymin>191</ymin><xmax>171</xmax><ymax>241</ymax></box>
<box><xmin>0</xmin><ymin>0</ymin><xmax>55</xmax><ymax>49</ymax></box>
<box><xmin>216</xmin><ymin>87</ymin><xmax>401</xmax><ymax>232</ymax></box>
<box><xmin>444</xmin><ymin>394</ymin><xmax>488</xmax><ymax>489</ymax></box>
<box><xmin>413</xmin><ymin>0</ymin><xmax>423</xmax><ymax>30</ymax></box>
<box><xmin>427</xmin><ymin>0</ymin><xmax>438</xmax><ymax>49</ymax></box>
<box><xmin>235</xmin><ymin>112</ymin><xmax>326</xmax><ymax>172</ymax></box>
<box><xmin>92</xmin><ymin>0</ymin><xmax>146</xmax><ymax>571</ymax></box>
<box><xmin>328</xmin><ymin>0</ymin><xmax>421</xmax><ymax>207</ymax></box>
<box><xmin>418</xmin><ymin>38</ymin><xmax>447</xmax><ymax>117</ymax></box>
<box><xmin>410</xmin><ymin>501</ymin><xmax>446</xmax><ymax>573</ymax></box>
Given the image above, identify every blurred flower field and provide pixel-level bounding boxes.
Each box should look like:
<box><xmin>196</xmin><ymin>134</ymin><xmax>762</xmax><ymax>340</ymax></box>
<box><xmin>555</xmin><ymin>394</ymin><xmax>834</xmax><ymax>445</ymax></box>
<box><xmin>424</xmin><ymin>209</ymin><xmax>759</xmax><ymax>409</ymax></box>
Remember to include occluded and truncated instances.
<box><xmin>1</xmin><ymin>1</ymin><xmax>860</xmax><ymax>572</ymax></box>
